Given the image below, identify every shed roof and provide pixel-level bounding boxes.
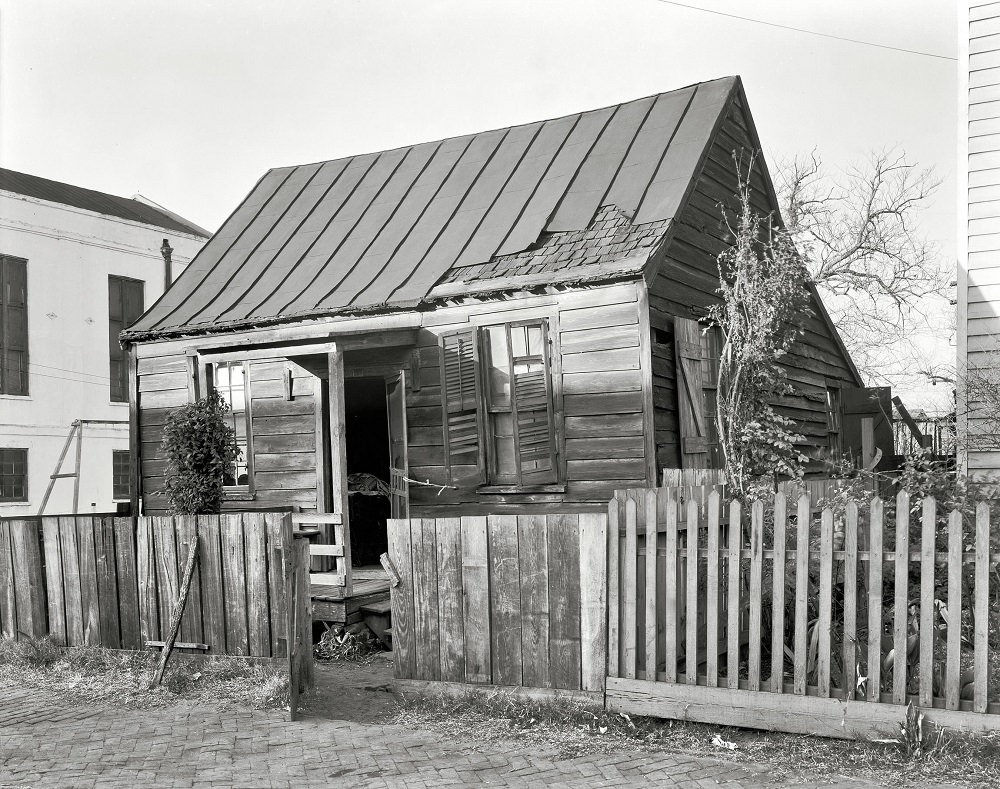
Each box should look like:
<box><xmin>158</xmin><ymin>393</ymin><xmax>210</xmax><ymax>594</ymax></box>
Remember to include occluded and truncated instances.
<box><xmin>0</xmin><ymin>168</ymin><xmax>211</xmax><ymax>238</ymax></box>
<box><xmin>127</xmin><ymin>76</ymin><xmax>740</xmax><ymax>340</ymax></box>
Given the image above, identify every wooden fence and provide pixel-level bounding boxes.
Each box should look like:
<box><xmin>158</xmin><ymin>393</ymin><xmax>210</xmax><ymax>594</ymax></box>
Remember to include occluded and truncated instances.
<box><xmin>387</xmin><ymin>514</ymin><xmax>607</xmax><ymax>698</ymax></box>
<box><xmin>606</xmin><ymin>488</ymin><xmax>1000</xmax><ymax>738</ymax></box>
<box><xmin>0</xmin><ymin>513</ymin><xmax>307</xmax><ymax>659</ymax></box>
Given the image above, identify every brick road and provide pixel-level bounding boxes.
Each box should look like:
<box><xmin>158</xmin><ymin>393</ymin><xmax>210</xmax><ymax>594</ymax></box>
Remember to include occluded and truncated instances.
<box><xmin>0</xmin><ymin>684</ymin><xmax>887</xmax><ymax>788</ymax></box>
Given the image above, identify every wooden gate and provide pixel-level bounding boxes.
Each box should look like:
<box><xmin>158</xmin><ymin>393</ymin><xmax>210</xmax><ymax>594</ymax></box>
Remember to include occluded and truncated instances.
<box><xmin>606</xmin><ymin>488</ymin><xmax>1000</xmax><ymax>738</ymax></box>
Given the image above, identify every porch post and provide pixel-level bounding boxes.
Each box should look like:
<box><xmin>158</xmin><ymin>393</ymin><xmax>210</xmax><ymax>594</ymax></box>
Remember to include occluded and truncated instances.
<box><xmin>327</xmin><ymin>345</ymin><xmax>352</xmax><ymax>595</ymax></box>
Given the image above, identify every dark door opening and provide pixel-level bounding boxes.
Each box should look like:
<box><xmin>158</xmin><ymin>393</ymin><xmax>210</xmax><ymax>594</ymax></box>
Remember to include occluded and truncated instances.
<box><xmin>345</xmin><ymin>377</ymin><xmax>391</xmax><ymax>566</ymax></box>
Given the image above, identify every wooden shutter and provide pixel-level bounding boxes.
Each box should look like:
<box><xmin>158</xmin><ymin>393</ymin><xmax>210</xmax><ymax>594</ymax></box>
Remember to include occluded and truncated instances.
<box><xmin>674</xmin><ymin>317</ymin><xmax>709</xmax><ymax>469</ymax></box>
<box><xmin>109</xmin><ymin>276</ymin><xmax>144</xmax><ymax>402</ymax></box>
<box><xmin>1</xmin><ymin>257</ymin><xmax>28</xmax><ymax>396</ymax></box>
<box><xmin>511</xmin><ymin>335</ymin><xmax>557</xmax><ymax>484</ymax></box>
<box><xmin>440</xmin><ymin>329</ymin><xmax>485</xmax><ymax>483</ymax></box>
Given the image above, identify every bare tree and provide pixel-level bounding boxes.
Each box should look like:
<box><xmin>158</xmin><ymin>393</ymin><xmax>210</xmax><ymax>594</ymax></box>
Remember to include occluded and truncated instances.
<box><xmin>773</xmin><ymin>148</ymin><xmax>950</xmax><ymax>385</ymax></box>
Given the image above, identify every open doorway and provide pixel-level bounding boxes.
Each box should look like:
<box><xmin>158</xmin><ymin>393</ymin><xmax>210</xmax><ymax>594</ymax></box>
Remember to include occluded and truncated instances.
<box><xmin>345</xmin><ymin>377</ymin><xmax>391</xmax><ymax>566</ymax></box>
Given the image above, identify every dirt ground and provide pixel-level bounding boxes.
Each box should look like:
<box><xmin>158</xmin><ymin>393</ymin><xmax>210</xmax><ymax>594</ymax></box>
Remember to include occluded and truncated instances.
<box><xmin>299</xmin><ymin>653</ymin><xmax>399</xmax><ymax>723</ymax></box>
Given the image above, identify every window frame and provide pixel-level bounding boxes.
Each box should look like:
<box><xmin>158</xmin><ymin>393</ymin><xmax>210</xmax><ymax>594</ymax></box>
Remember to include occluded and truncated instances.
<box><xmin>209</xmin><ymin>360</ymin><xmax>255</xmax><ymax>496</ymax></box>
<box><xmin>108</xmin><ymin>275</ymin><xmax>144</xmax><ymax>403</ymax></box>
<box><xmin>112</xmin><ymin>449</ymin><xmax>130</xmax><ymax>502</ymax></box>
<box><xmin>0</xmin><ymin>447</ymin><xmax>28</xmax><ymax>503</ymax></box>
<box><xmin>0</xmin><ymin>255</ymin><xmax>29</xmax><ymax>397</ymax></box>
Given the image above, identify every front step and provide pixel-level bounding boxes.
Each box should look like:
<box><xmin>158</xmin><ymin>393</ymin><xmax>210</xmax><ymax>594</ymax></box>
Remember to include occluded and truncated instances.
<box><xmin>360</xmin><ymin>600</ymin><xmax>392</xmax><ymax>647</ymax></box>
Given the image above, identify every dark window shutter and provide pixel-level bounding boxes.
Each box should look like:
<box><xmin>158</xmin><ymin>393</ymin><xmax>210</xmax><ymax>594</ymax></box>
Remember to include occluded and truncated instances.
<box><xmin>674</xmin><ymin>317</ymin><xmax>709</xmax><ymax>469</ymax></box>
<box><xmin>440</xmin><ymin>328</ymin><xmax>485</xmax><ymax>484</ymax></box>
<box><xmin>109</xmin><ymin>276</ymin><xmax>144</xmax><ymax>402</ymax></box>
<box><xmin>1</xmin><ymin>257</ymin><xmax>28</xmax><ymax>396</ymax></box>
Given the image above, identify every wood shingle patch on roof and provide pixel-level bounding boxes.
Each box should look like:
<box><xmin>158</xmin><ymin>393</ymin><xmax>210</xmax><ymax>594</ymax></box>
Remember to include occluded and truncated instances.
<box><xmin>125</xmin><ymin>76</ymin><xmax>740</xmax><ymax>341</ymax></box>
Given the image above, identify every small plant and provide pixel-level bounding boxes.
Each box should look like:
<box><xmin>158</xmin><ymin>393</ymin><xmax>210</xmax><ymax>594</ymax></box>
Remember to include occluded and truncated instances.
<box><xmin>313</xmin><ymin>625</ymin><xmax>381</xmax><ymax>663</ymax></box>
<box><xmin>0</xmin><ymin>635</ymin><xmax>61</xmax><ymax>668</ymax></box>
<box><xmin>160</xmin><ymin>390</ymin><xmax>240</xmax><ymax>515</ymax></box>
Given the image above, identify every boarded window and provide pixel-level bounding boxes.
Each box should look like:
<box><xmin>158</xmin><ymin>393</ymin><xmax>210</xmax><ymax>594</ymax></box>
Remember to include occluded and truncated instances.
<box><xmin>0</xmin><ymin>448</ymin><xmax>27</xmax><ymax>502</ymax></box>
<box><xmin>109</xmin><ymin>276</ymin><xmax>144</xmax><ymax>402</ymax></box>
<box><xmin>825</xmin><ymin>384</ymin><xmax>843</xmax><ymax>455</ymax></box>
<box><xmin>0</xmin><ymin>256</ymin><xmax>28</xmax><ymax>396</ymax></box>
<box><xmin>112</xmin><ymin>449</ymin><xmax>130</xmax><ymax>500</ymax></box>
<box><xmin>212</xmin><ymin>361</ymin><xmax>253</xmax><ymax>488</ymax></box>
<box><xmin>440</xmin><ymin>320</ymin><xmax>558</xmax><ymax>487</ymax></box>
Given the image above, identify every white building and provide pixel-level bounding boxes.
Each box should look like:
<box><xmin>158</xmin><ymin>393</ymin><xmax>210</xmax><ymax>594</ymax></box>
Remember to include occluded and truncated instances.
<box><xmin>0</xmin><ymin>169</ymin><xmax>209</xmax><ymax>516</ymax></box>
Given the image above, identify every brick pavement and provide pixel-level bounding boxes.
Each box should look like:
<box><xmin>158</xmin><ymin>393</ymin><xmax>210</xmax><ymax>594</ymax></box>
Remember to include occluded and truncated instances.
<box><xmin>0</xmin><ymin>685</ymin><xmax>887</xmax><ymax>788</ymax></box>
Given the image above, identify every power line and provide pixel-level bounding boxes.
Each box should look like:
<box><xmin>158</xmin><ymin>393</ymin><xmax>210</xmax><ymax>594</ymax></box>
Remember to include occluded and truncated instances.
<box><xmin>651</xmin><ymin>1</ymin><xmax>956</xmax><ymax>62</ymax></box>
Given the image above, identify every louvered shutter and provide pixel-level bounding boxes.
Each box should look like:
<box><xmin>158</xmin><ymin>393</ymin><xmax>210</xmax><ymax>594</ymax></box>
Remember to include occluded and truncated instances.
<box><xmin>674</xmin><ymin>317</ymin><xmax>709</xmax><ymax>469</ymax></box>
<box><xmin>440</xmin><ymin>329</ymin><xmax>485</xmax><ymax>483</ymax></box>
<box><xmin>1</xmin><ymin>257</ymin><xmax>28</xmax><ymax>396</ymax></box>
<box><xmin>511</xmin><ymin>330</ymin><xmax>556</xmax><ymax>484</ymax></box>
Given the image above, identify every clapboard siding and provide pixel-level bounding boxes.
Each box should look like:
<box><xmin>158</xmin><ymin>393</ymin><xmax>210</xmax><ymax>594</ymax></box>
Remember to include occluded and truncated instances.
<box><xmin>962</xmin><ymin>5</ymin><xmax>1000</xmax><ymax>482</ymax></box>
<box><xmin>644</xmin><ymin>90</ymin><xmax>858</xmax><ymax>476</ymax></box>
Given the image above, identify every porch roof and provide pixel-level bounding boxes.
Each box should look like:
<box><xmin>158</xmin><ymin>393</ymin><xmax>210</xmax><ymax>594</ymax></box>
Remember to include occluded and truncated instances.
<box><xmin>124</xmin><ymin>76</ymin><xmax>739</xmax><ymax>342</ymax></box>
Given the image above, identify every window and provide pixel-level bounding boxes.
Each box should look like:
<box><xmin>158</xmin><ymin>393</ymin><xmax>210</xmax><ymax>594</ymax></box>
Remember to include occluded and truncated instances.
<box><xmin>0</xmin><ymin>256</ymin><xmax>28</xmax><ymax>396</ymax></box>
<box><xmin>440</xmin><ymin>320</ymin><xmax>558</xmax><ymax>489</ymax></box>
<box><xmin>112</xmin><ymin>449</ymin><xmax>130</xmax><ymax>501</ymax></box>
<box><xmin>109</xmin><ymin>276</ymin><xmax>144</xmax><ymax>402</ymax></box>
<box><xmin>0</xmin><ymin>448</ymin><xmax>27</xmax><ymax>502</ymax></box>
<box><xmin>212</xmin><ymin>361</ymin><xmax>252</xmax><ymax>488</ymax></box>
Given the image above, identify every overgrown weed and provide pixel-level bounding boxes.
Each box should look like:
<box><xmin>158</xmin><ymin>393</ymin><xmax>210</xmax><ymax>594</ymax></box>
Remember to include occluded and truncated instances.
<box><xmin>314</xmin><ymin>625</ymin><xmax>382</xmax><ymax>664</ymax></box>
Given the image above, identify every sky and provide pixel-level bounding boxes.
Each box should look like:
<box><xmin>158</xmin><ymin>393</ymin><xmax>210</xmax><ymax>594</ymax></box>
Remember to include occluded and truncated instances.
<box><xmin>0</xmin><ymin>0</ymin><xmax>958</xmax><ymax>406</ymax></box>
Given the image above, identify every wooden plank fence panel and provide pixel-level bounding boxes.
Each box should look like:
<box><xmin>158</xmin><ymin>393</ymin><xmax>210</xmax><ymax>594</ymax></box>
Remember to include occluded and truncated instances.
<box><xmin>461</xmin><ymin>516</ymin><xmax>490</xmax><ymax>684</ymax></box>
<box><xmin>726</xmin><ymin>500</ymin><xmax>741</xmax><ymax>690</ymax></box>
<box><xmin>664</xmin><ymin>491</ymin><xmax>678</xmax><ymax>683</ymax></box>
<box><xmin>644</xmin><ymin>489</ymin><xmax>657</xmax><ymax>683</ymax></box>
<box><xmin>705</xmin><ymin>491</ymin><xmax>720</xmax><ymax>688</ymax></box>
<box><xmin>919</xmin><ymin>497</ymin><xmax>936</xmax><ymax>707</ymax></box>
<box><xmin>867</xmin><ymin>499</ymin><xmax>883</xmax><ymax>703</ymax></box>
<box><xmin>10</xmin><ymin>520</ymin><xmax>46</xmax><ymax>639</ymax></box>
<box><xmin>96</xmin><ymin>517</ymin><xmax>121</xmax><ymax>649</ymax></box>
<box><xmin>266</xmin><ymin>514</ymin><xmax>289</xmax><ymax>659</ymax></box>
<box><xmin>579</xmin><ymin>512</ymin><xmax>607</xmax><ymax>693</ymax></box>
<box><xmin>817</xmin><ymin>509</ymin><xmax>833</xmax><ymax>698</ymax></box>
<box><xmin>892</xmin><ymin>491</ymin><xmax>910</xmax><ymax>705</ymax></box>
<box><xmin>684</xmin><ymin>500</ymin><xmax>699</xmax><ymax>685</ymax></box>
<box><xmin>793</xmin><ymin>495</ymin><xmax>810</xmax><ymax>696</ymax></box>
<box><xmin>42</xmin><ymin>517</ymin><xmax>66</xmax><ymax>645</ymax></box>
<box><xmin>517</xmin><ymin>515</ymin><xmax>549</xmax><ymax>688</ymax></box>
<box><xmin>114</xmin><ymin>517</ymin><xmax>141</xmax><ymax>650</ymax></box>
<box><xmin>770</xmin><ymin>493</ymin><xmax>786</xmax><ymax>693</ymax></box>
<box><xmin>244</xmin><ymin>513</ymin><xmax>270</xmax><ymax>657</ymax></box>
<box><xmin>388</xmin><ymin>518</ymin><xmax>416</xmax><ymax>680</ymax></box>
<box><xmin>747</xmin><ymin>501</ymin><xmax>763</xmax><ymax>692</ymax></box>
<box><xmin>76</xmin><ymin>516</ymin><xmax>101</xmax><ymax>646</ymax></box>
<box><xmin>437</xmin><ymin>517</ymin><xmax>466</xmax><ymax>683</ymax></box>
<box><xmin>606</xmin><ymin>498</ymin><xmax>620</xmax><ymax>679</ymax></box>
<box><xmin>974</xmin><ymin>502</ymin><xmax>990</xmax><ymax>713</ymax></box>
<box><xmin>220</xmin><ymin>514</ymin><xmax>249</xmax><ymax>656</ymax></box>
<box><xmin>622</xmin><ymin>497</ymin><xmax>637</xmax><ymax>680</ymax></box>
<box><xmin>0</xmin><ymin>522</ymin><xmax>16</xmax><ymax>639</ymax></box>
<box><xmin>198</xmin><ymin>516</ymin><xmax>227</xmax><ymax>655</ymax></box>
<box><xmin>842</xmin><ymin>503</ymin><xmax>858</xmax><ymax>701</ymax></box>
<box><xmin>548</xmin><ymin>513</ymin><xmax>582</xmax><ymax>691</ymax></box>
<box><xmin>489</xmin><ymin>515</ymin><xmax>522</xmax><ymax>686</ymax></box>
<box><xmin>136</xmin><ymin>518</ymin><xmax>158</xmax><ymax>647</ymax></box>
<box><xmin>946</xmin><ymin>510</ymin><xmax>963</xmax><ymax>711</ymax></box>
<box><xmin>413</xmin><ymin>518</ymin><xmax>441</xmax><ymax>682</ymax></box>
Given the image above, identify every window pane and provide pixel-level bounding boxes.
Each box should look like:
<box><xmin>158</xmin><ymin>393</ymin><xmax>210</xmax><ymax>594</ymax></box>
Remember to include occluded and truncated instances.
<box><xmin>215</xmin><ymin>362</ymin><xmax>250</xmax><ymax>488</ymax></box>
<box><xmin>492</xmin><ymin>412</ymin><xmax>517</xmax><ymax>478</ymax></box>
<box><xmin>0</xmin><ymin>448</ymin><xmax>27</xmax><ymax>502</ymax></box>
<box><xmin>510</xmin><ymin>325</ymin><xmax>528</xmax><ymax>357</ymax></box>
<box><xmin>484</xmin><ymin>325</ymin><xmax>511</xmax><ymax>408</ymax></box>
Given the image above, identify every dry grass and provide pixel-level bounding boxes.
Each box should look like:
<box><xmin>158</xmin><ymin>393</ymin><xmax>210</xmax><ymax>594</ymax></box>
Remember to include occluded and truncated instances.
<box><xmin>391</xmin><ymin>690</ymin><xmax>1000</xmax><ymax>788</ymax></box>
<box><xmin>0</xmin><ymin>637</ymin><xmax>289</xmax><ymax>711</ymax></box>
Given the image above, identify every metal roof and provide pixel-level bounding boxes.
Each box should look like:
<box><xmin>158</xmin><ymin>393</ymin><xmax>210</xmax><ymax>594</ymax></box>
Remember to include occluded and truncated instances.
<box><xmin>127</xmin><ymin>76</ymin><xmax>739</xmax><ymax>340</ymax></box>
<box><xmin>0</xmin><ymin>168</ymin><xmax>210</xmax><ymax>238</ymax></box>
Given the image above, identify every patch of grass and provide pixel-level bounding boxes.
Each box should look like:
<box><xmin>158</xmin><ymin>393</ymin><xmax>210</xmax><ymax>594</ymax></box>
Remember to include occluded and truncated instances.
<box><xmin>0</xmin><ymin>638</ymin><xmax>288</xmax><ymax>711</ymax></box>
<box><xmin>392</xmin><ymin>690</ymin><xmax>1000</xmax><ymax>788</ymax></box>
<box><xmin>313</xmin><ymin>625</ymin><xmax>382</xmax><ymax>664</ymax></box>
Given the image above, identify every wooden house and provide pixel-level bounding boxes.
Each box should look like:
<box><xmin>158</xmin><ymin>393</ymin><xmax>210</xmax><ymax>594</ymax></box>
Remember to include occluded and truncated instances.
<box><xmin>121</xmin><ymin>76</ymin><xmax>862</xmax><ymax>571</ymax></box>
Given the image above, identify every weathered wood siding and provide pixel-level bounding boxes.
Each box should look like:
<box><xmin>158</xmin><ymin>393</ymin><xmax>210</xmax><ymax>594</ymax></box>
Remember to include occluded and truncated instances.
<box><xmin>137</xmin><ymin>353</ymin><xmax>318</xmax><ymax>515</ymax></box>
<box><xmin>645</xmin><ymin>90</ymin><xmax>860</xmax><ymax>472</ymax></box>
<box><xmin>408</xmin><ymin>283</ymin><xmax>651</xmax><ymax>515</ymax></box>
<box><xmin>961</xmin><ymin>2</ymin><xmax>1000</xmax><ymax>482</ymax></box>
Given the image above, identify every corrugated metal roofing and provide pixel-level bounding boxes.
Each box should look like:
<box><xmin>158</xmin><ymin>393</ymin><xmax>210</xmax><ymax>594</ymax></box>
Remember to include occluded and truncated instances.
<box><xmin>0</xmin><ymin>168</ymin><xmax>210</xmax><ymax>238</ymax></box>
<box><xmin>127</xmin><ymin>76</ymin><xmax>738</xmax><ymax>339</ymax></box>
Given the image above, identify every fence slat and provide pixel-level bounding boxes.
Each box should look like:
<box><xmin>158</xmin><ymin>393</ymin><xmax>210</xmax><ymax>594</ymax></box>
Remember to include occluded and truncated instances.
<box><xmin>579</xmin><ymin>512</ymin><xmax>608</xmax><ymax>693</ymax></box>
<box><xmin>96</xmin><ymin>517</ymin><xmax>121</xmax><ymax>649</ymax></box>
<box><xmin>974</xmin><ymin>502</ymin><xmax>990</xmax><ymax>713</ymax></box>
<box><xmin>664</xmin><ymin>491</ymin><xmax>679</xmax><ymax>683</ymax></box>
<box><xmin>548</xmin><ymin>513</ymin><xmax>582</xmax><ymax>691</ymax></box>
<box><xmin>842</xmin><ymin>502</ymin><xmax>858</xmax><ymax>701</ymax></box>
<box><xmin>243</xmin><ymin>513</ymin><xmax>269</xmax><ymax>657</ymax></box>
<box><xmin>198</xmin><ymin>516</ymin><xmax>227</xmax><ymax>655</ymax></box>
<box><xmin>461</xmin><ymin>516</ymin><xmax>490</xmax><ymax>683</ymax></box>
<box><xmin>867</xmin><ymin>498</ymin><xmax>883</xmax><ymax>702</ymax></box>
<box><xmin>136</xmin><ymin>518</ymin><xmax>157</xmax><ymax>648</ymax></box>
<box><xmin>748</xmin><ymin>501</ymin><xmax>763</xmax><ymax>692</ymax></box>
<box><xmin>220</xmin><ymin>514</ymin><xmax>249</xmax><ymax>655</ymax></box>
<box><xmin>387</xmin><ymin>518</ymin><xmax>415</xmax><ymax>680</ymax></box>
<box><xmin>706</xmin><ymin>491</ymin><xmax>721</xmax><ymax>688</ymax></box>
<box><xmin>517</xmin><ymin>514</ymin><xmax>548</xmax><ymax>688</ymax></box>
<box><xmin>644</xmin><ymin>489</ymin><xmax>658</xmax><ymax>683</ymax></box>
<box><xmin>0</xmin><ymin>522</ymin><xmax>15</xmax><ymax>639</ymax></box>
<box><xmin>892</xmin><ymin>492</ymin><xmax>910</xmax><ymax>705</ymax></box>
<box><xmin>10</xmin><ymin>520</ymin><xmax>46</xmax><ymax>639</ymax></box>
<box><xmin>770</xmin><ymin>493</ymin><xmax>786</xmax><ymax>694</ymax></box>
<box><xmin>793</xmin><ymin>495</ymin><xmax>810</xmax><ymax>696</ymax></box>
<box><xmin>414</xmin><ymin>518</ymin><xmax>441</xmax><ymax>681</ymax></box>
<box><xmin>685</xmin><ymin>500</ymin><xmax>699</xmax><ymax>685</ymax></box>
<box><xmin>606</xmin><ymin>498</ymin><xmax>620</xmax><ymax>679</ymax></box>
<box><xmin>945</xmin><ymin>510</ymin><xmax>963</xmax><ymax>711</ymax></box>
<box><xmin>919</xmin><ymin>497</ymin><xmax>936</xmax><ymax>708</ymax></box>
<box><xmin>42</xmin><ymin>517</ymin><xmax>66</xmax><ymax>645</ymax></box>
<box><xmin>488</xmin><ymin>515</ymin><xmax>521</xmax><ymax>686</ymax></box>
<box><xmin>727</xmin><ymin>499</ymin><xmax>741</xmax><ymax>690</ymax></box>
<box><xmin>265</xmin><ymin>514</ymin><xmax>289</xmax><ymax>658</ymax></box>
<box><xmin>623</xmin><ymin>497</ymin><xmax>638</xmax><ymax>680</ymax></box>
<box><xmin>438</xmin><ymin>517</ymin><xmax>467</xmax><ymax>684</ymax></box>
<box><xmin>817</xmin><ymin>508</ymin><xmax>833</xmax><ymax>698</ymax></box>
<box><xmin>114</xmin><ymin>517</ymin><xmax>141</xmax><ymax>650</ymax></box>
<box><xmin>77</xmin><ymin>516</ymin><xmax>101</xmax><ymax>646</ymax></box>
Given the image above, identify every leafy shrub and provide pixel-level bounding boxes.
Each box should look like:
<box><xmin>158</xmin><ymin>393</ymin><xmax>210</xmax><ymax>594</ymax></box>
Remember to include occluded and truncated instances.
<box><xmin>160</xmin><ymin>390</ymin><xmax>240</xmax><ymax>515</ymax></box>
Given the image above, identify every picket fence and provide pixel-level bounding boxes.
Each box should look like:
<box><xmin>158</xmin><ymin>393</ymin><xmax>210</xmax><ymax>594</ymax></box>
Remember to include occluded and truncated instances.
<box><xmin>606</xmin><ymin>488</ymin><xmax>1000</xmax><ymax>737</ymax></box>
